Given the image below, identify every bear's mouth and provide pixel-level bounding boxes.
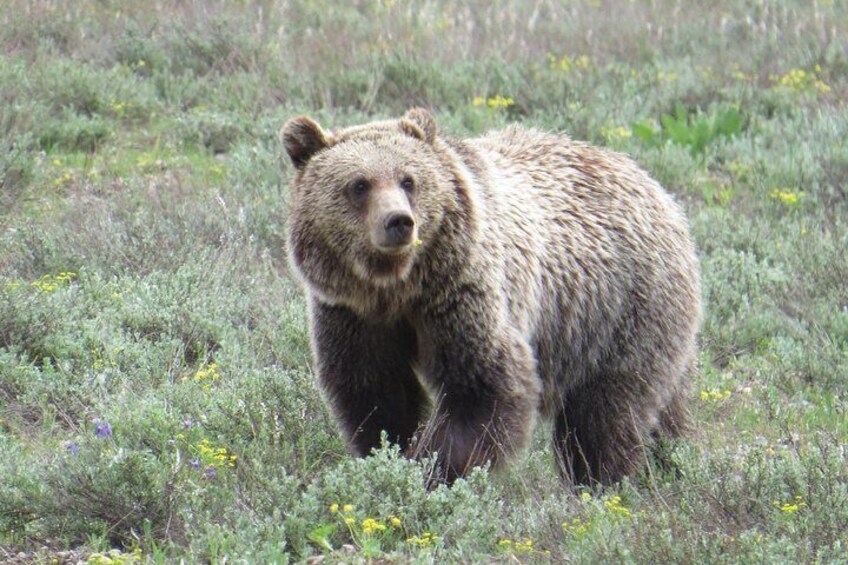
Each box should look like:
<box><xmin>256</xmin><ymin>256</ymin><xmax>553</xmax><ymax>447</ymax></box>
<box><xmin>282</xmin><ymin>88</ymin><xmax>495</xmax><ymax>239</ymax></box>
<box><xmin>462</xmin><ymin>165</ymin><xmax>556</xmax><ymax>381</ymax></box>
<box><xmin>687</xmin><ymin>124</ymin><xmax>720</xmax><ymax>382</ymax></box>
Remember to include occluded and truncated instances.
<box><xmin>373</xmin><ymin>242</ymin><xmax>414</xmax><ymax>256</ymax></box>
<box><xmin>356</xmin><ymin>249</ymin><xmax>416</xmax><ymax>284</ymax></box>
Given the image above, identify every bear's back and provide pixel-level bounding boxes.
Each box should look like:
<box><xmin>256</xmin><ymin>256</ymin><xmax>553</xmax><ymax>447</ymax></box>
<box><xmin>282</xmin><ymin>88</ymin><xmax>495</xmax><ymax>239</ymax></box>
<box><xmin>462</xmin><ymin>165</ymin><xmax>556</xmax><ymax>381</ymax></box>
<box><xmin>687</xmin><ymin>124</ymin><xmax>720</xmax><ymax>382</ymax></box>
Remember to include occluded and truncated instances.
<box><xmin>467</xmin><ymin>126</ymin><xmax>701</xmax><ymax>406</ymax></box>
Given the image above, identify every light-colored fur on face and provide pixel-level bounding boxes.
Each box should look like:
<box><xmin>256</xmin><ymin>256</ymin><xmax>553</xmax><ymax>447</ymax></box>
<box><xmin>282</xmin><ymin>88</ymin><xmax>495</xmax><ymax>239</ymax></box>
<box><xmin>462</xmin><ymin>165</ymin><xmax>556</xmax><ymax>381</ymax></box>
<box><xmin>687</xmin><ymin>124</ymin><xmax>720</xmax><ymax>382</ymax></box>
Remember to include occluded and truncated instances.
<box><xmin>282</xmin><ymin>109</ymin><xmax>702</xmax><ymax>486</ymax></box>
<box><xmin>282</xmin><ymin>111</ymin><xmax>459</xmax><ymax>316</ymax></box>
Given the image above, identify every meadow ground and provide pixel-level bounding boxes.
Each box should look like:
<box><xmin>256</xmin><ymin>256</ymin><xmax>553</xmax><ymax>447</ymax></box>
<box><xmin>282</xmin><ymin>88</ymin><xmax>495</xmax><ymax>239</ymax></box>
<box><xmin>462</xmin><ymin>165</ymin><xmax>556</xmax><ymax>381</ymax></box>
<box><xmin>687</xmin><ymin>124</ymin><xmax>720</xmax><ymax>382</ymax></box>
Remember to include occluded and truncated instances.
<box><xmin>1</xmin><ymin>1</ymin><xmax>847</xmax><ymax>563</ymax></box>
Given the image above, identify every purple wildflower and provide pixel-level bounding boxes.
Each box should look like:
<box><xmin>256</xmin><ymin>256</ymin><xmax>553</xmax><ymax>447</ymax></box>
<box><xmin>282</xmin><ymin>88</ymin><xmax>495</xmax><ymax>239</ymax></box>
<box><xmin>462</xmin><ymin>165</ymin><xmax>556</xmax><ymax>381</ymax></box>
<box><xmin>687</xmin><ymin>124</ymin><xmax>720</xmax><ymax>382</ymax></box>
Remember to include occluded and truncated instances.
<box><xmin>182</xmin><ymin>418</ymin><xmax>195</xmax><ymax>429</ymax></box>
<box><xmin>64</xmin><ymin>441</ymin><xmax>80</xmax><ymax>456</ymax></box>
<box><xmin>92</xmin><ymin>418</ymin><xmax>113</xmax><ymax>439</ymax></box>
<box><xmin>202</xmin><ymin>467</ymin><xmax>218</xmax><ymax>481</ymax></box>
<box><xmin>189</xmin><ymin>458</ymin><xmax>201</xmax><ymax>470</ymax></box>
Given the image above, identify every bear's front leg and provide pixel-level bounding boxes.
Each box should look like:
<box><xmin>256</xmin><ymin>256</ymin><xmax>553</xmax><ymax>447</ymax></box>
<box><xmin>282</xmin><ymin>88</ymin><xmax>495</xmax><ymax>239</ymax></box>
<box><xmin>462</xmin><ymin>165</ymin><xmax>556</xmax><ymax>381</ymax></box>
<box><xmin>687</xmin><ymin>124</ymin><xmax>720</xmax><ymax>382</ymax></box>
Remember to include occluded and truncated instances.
<box><xmin>412</xmin><ymin>291</ymin><xmax>541</xmax><ymax>483</ymax></box>
<box><xmin>310</xmin><ymin>299</ymin><xmax>430</xmax><ymax>455</ymax></box>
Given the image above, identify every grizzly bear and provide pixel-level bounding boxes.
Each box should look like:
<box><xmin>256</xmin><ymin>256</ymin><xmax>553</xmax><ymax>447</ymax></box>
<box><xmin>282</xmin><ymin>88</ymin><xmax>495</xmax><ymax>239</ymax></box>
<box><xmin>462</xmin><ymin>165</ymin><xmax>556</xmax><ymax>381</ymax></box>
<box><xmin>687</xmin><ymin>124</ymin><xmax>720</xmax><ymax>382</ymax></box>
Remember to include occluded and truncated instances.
<box><xmin>281</xmin><ymin>108</ymin><xmax>701</xmax><ymax>486</ymax></box>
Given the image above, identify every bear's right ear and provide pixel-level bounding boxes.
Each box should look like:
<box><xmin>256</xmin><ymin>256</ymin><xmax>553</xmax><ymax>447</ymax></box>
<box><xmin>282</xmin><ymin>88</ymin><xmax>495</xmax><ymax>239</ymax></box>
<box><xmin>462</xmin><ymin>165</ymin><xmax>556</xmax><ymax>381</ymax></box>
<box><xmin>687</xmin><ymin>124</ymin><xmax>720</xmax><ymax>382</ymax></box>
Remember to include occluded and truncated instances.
<box><xmin>400</xmin><ymin>108</ymin><xmax>437</xmax><ymax>144</ymax></box>
<box><xmin>281</xmin><ymin>116</ymin><xmax>329</xmax><ymax>170</ymax></box>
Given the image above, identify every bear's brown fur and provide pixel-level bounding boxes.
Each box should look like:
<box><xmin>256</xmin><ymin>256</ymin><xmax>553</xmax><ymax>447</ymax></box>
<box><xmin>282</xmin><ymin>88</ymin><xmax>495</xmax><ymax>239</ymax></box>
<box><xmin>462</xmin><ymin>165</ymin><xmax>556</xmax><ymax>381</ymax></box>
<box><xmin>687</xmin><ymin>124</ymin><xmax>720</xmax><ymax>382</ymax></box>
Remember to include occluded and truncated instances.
<box><xmin>281</xmin><ymin>109</ymin><xmax>701</xmax><ymax>485</ymax></box>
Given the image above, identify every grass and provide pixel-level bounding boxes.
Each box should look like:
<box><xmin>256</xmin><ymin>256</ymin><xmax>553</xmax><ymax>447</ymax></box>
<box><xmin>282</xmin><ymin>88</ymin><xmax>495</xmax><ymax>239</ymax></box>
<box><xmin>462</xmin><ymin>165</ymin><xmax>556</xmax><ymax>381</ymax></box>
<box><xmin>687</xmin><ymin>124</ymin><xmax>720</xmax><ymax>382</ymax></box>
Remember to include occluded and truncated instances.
<box><xmin>1</xmin><ymin>0</ymin><xmax>847</xmax><ymax>562</ymax></box>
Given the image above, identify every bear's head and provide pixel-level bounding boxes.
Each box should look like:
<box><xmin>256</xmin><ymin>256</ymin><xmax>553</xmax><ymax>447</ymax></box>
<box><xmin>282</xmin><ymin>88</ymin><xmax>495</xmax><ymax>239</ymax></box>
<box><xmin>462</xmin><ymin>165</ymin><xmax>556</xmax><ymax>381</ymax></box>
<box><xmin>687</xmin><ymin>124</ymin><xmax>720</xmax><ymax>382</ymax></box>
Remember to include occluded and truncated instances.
<box><xmin>281</xmin><ymin>109</ymin><xmax>454</xmax><ymax>296</ymax></box>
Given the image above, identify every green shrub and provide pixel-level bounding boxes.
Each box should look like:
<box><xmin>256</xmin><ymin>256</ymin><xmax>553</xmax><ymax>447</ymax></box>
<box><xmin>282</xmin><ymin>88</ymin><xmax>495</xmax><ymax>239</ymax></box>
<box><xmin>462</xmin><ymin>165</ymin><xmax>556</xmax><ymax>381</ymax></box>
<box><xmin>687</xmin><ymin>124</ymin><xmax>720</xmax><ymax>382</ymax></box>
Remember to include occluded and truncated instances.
<box><xmin>39</xmin><ymin>112</ymin><xmax>112</xmax><ymax>152</ymax></box>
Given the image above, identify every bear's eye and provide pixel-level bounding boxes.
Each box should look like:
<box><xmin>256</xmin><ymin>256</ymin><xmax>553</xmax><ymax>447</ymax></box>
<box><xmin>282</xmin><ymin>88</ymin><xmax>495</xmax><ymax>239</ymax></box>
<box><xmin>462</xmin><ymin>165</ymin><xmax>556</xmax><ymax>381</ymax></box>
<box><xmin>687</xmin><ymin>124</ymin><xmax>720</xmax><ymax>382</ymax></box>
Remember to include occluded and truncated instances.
<box><xmin>400</xmin><ymin>176</ymin><xmax>415</xmax><ymax>193</ymax></box>
<box><xmin>349</xmin><ymin>178</ymin><xmax>369</xmax><ymax>198</ymax></box>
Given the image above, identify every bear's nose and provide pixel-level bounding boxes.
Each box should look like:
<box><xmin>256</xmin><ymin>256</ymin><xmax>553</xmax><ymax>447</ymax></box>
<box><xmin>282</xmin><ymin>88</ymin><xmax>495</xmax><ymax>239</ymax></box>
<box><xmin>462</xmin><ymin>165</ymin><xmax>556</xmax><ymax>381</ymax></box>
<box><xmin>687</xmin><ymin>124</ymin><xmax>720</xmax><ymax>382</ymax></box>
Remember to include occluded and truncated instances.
<box><xmin>383</xmin><ymin>212</ymin><xmax>415</xmax><ymax>246</ymax></box>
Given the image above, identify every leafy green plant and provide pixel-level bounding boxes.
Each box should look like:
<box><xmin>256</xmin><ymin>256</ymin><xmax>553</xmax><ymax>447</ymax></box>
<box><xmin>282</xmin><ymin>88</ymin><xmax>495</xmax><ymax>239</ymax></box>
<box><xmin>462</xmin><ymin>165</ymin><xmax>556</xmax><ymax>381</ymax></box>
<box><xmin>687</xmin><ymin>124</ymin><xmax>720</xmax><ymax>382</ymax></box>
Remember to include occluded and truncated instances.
<box><xmin>633</xmin><ymin>104</ymin><xmax>742</xmax><ymax>158</ymax></box>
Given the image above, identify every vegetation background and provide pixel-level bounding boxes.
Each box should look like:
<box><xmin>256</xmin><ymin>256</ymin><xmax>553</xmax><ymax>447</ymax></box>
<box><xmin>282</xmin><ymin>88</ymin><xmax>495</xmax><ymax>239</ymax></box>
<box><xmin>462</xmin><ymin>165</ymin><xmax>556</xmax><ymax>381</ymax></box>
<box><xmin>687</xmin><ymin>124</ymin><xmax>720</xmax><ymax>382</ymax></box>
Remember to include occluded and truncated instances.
<box><xmin>1</xmin><ymin>0</ymin><xmax>846</xmax><ymax>562</ymax></box>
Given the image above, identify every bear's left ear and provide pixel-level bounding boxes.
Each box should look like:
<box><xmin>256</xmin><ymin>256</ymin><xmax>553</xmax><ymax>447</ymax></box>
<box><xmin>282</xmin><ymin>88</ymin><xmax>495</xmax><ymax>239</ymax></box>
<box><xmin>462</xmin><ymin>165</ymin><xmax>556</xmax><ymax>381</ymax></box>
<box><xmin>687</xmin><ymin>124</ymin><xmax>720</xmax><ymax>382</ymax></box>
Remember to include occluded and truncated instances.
<box><xmin>281</xmin><ymin>116</ymin><xmax>329</xmax><ymax>170</ymax></box>
<box><xmin>400</xmin><ymin>108</ymin><xmax>437</xmax><ymax>144</ymax></box>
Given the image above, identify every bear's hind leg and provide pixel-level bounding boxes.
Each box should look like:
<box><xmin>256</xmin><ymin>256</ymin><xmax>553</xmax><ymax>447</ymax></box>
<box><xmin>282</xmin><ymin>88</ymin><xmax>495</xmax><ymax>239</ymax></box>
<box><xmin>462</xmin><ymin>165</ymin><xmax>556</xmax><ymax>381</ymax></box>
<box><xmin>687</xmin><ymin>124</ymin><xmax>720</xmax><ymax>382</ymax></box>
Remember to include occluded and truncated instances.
<box><xmin>553</xmin><ymin>375</ymin><xmax>658</xmax><ymax>486</ymax></box>
<box><xmin>655</xmin><ymin>385</ymin><xmax>688</xmax><ymax>439</ymax></box>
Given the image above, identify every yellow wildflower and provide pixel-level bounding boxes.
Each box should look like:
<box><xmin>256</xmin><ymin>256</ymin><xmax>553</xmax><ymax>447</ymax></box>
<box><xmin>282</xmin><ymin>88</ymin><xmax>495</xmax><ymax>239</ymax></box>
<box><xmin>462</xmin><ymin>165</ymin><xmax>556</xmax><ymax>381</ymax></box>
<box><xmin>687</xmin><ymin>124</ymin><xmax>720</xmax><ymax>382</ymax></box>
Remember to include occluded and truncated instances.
<box><xmin>406</xmin><ymin>531</ymin><xmax>439</xmax><ymax>547</ymax></box>
<box><xmin>472</xmin><ymin>95</ymin><xmax>515</xmax><ymax>110</ymax></box>
<box><xmin>30</xmin><ymin>272</ymin><xmax>76</xmax><ymax>292</ymax></box>
<box><xmin>195</xmin><ymin>438</ymin><xmax>236</xmax><ymax>469</ymax></box>
<box><xmin>775</xmin><ymin>495</ymin><xmax>807</xmax><ymax>515</ymax></box>
<box><xmin>603</xmin><ymin>495</ymin><xmax>632</xmax><ymax>517</ymax></box>
<box><xmin>547</xmin><ymin>53</ymin><xmax>590</xmax><ymax>73</ymax></box>
<box><xmin>193</xmin><ymin>362</ymin><xmax>222</xmax><ymax>392</ymax></box>
<box><xmin>53</xmin><ymin>170</ymin><xmax>74</xmax><ymax>188</ymax></box>
<box><xmin>770</xmin><ymin>189</ymin><xmax>803</xmax><ymax>206</ymax></box>
<box><xmin>773</xmin><ymin>67</ymin><xmax>831</xmax><ymax>94</ymax></box>
<box><xmin>700</xmin><ymin>388</ymin><xmax>732</xmax><ymax>402</ymax></box>
<box><xmin>562</xmin><ymin>516</ymin><xmax>590</xmax><ymax>538</ymax></box>
<box><xmin>600</xmin><ymin>125</ymin><xmax>633</xmax><ymax>142</ymax></box>
<box><xmin>361</xmin><ymin>517</ymin><xmax>387</xmax><ymax>535</ymax></box>
<box><xmin>514</xmin><ymin>539</ymin><xmax>534</xmax><ymax>552</ymax></box>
